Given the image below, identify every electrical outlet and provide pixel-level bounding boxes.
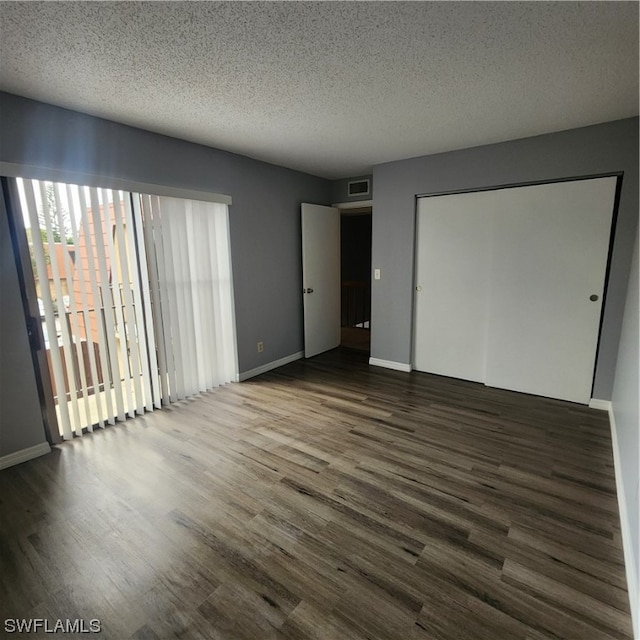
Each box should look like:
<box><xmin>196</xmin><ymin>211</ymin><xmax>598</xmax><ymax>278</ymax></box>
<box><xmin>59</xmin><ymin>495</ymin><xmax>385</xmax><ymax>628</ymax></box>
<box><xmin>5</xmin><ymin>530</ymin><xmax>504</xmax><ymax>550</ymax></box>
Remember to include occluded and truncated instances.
<box><xmin>374</xmin><ymin>268</ymin><xmax>381</xmax><ymax>280</ymax></box>
<box><xmin>257</xmin><ymin>341</ymin><xmax>264</xmax><ymax>353</ymax></box>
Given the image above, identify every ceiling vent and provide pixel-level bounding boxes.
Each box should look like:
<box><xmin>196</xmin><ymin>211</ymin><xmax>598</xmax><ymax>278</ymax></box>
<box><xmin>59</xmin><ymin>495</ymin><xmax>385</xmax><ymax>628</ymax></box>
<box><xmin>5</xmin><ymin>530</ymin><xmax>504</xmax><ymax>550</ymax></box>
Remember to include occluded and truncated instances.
<box><xmin>348</xmin><ymin>179</ymin><xmax>370</xmax><ymax>197</ymax></box>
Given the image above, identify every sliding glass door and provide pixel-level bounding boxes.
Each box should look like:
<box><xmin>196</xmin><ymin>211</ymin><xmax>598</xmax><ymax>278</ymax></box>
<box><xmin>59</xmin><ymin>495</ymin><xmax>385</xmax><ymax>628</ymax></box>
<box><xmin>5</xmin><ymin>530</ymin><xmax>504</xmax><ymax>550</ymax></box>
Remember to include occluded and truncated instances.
<box><xmin>11</xmin><ymin>177</ymin><xmax>237</xmax><ymax>439</ymax></box>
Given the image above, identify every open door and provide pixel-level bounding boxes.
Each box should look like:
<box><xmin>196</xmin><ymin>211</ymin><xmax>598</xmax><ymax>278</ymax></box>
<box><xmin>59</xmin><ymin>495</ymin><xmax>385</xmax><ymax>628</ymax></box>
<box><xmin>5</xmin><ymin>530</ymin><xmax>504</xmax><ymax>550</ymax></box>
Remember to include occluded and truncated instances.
<box><xmin>302</xmin><ymin>203</ymin><xmax>340</xmax><ymax>358</ymax></box>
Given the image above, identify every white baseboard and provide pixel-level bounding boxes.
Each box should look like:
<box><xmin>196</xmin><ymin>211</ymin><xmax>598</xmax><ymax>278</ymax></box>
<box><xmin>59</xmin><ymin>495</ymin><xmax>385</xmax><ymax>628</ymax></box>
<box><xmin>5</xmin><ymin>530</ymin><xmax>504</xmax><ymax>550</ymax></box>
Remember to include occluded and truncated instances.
<box><xmin>239</xmin><ymin>351</ymin><xmax>304</xmax><ymax>381</ymax></box>
<box><xmin>369</xmin><ymin>357</ymin><xmax>412</xmax><ymax>373</ymax></box>
<box><xmin>608</xmin><ymin>405</ymin><xmax>639</xmax><ymax>640</ymax></box>
<box><xmin>589</xmin><ymin>398</ymin><xmax>612</xmax><ymax>411</ymax></box>
<box><xmin>0</xmin><ymin>441</ymin><xmax>51</xmax><ymax>470</ymax></box>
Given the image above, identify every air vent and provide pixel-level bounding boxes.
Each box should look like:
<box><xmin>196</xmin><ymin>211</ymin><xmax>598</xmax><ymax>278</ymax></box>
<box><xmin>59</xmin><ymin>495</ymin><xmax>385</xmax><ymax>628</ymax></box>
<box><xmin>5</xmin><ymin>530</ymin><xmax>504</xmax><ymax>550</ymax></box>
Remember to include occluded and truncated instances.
<box><xmin>348</xmin><ymin>179</ymin><xmax>370</xmax><ymax>197</ymax></box>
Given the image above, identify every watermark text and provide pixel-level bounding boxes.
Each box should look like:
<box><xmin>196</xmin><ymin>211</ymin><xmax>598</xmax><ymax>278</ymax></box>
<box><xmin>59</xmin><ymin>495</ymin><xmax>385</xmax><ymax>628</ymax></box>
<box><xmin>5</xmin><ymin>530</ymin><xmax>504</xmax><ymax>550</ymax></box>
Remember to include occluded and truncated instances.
<box><xmin>4</xmin><ymin>618</ymin><xmax>101</xmax><ymax>634</ymax></box>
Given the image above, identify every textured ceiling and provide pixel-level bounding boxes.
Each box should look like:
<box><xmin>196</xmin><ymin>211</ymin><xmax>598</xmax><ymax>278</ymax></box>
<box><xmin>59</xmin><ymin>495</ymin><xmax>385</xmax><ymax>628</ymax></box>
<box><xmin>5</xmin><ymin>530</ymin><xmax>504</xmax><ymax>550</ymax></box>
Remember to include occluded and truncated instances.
<box><xmin>0</xmin><ymin>1</ymin><xmax>638</xmax><ymax>179</ymax></box>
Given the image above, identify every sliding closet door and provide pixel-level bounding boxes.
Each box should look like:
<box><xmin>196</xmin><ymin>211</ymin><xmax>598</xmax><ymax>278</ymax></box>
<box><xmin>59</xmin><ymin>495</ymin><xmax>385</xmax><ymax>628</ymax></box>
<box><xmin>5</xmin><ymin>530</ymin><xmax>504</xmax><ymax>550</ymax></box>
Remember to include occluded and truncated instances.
<box><xmin>413</xmin><ymin>190</ymin><xmax>494</xmax><ymax>382</ymax></box>
<box><xmin>413</xmin><ymin>176</ymin><xmax>616</xmax><ymax>404</ymax></box>
<box><xmin>485</xmin><ymin>177</ymin><xmax>617</xmax><ymax>404</ymax></box>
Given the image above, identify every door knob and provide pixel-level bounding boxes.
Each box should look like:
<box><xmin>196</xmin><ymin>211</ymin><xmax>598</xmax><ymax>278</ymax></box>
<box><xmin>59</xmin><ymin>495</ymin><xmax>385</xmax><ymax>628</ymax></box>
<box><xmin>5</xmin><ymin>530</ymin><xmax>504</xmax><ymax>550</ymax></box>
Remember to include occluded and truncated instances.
<box><xmin>307</xmin><ymin>288</ymin><xmax>314</xmax><ymax>293</ymax></box>
<box><xmin>589</xmin><ymin>294</ymin><xmax>599</xmax><ymax>302</ymax></box>
<box><xmin>416</xmin><ymin>285</ymin><xmax>422</xmax><ymax>292</ymax></box>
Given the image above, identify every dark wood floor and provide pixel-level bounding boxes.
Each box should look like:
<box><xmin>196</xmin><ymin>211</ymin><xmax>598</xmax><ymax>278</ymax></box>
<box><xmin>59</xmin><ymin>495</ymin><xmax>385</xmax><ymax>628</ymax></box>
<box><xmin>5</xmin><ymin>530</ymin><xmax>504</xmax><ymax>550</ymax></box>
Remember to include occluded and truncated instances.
<box><xmin>0</xmin><ymin>349</ymin><xmax>632</xmax><ymax>639</ymax></box>
<box><xmin>341</xmin><ymin>326</ymin><xmax>371</xmax><ymax>353</ymax></box>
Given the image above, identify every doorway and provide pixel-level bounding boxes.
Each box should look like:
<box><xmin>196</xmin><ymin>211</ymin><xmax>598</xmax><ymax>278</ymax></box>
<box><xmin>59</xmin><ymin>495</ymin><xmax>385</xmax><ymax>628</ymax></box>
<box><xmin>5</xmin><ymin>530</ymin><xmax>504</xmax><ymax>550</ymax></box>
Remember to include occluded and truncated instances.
<box><xmin>340</xmin><ymin>207</ymin><xmax>372</xmax><ymax>353</ymax></box>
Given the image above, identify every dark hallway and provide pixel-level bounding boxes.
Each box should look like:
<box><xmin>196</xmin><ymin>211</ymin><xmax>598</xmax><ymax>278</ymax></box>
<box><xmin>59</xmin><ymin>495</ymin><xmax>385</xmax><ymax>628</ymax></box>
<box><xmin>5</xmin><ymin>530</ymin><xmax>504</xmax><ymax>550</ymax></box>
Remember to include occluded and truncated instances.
<box><xmin>340</xmin><ymin>210</ymin><xmax>371</xmax><ymax>353</ymax></box>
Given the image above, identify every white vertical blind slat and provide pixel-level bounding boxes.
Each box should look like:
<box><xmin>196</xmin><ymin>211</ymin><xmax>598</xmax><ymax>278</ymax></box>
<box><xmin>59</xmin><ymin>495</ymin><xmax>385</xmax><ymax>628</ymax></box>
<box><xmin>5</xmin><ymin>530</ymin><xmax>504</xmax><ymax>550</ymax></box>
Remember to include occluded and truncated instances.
<box><xmin>37</xmin><ymin>181</ymin><xmax>83</xmax><ymax>434</ymax></box>
<box><xmin>22</xmin><ymin>181</ymin><xmax>74</xmax><ymax>439</ymax></box>
<box><xmin>89</xmin><ymin>188</ymin><xmax>126</xmax><ymax>422</ymax></box>
<box><xmin>207</xmin><ymin>211</ymin><xmax>225</xmax><ymax>387</ymax></box>
<box><xmin>182</xmin><ymin>202</ymin><xmax>200</xmax><ymax>394</ymax></box>
<box><xmin>214</xmin><ymin>205</ymin><xmax>237</xmax><ymax>382</ymax></box>
<box><xmin>148</xmin><ymin>195</ymin><xmax>176</xmax><ymax>403</ymax></box>
<box><xmin>142</xmin><ymin>195</ymin><xmax>172</xmax><ymax>405</ymax></box>
<box><xmin>159</xmin><ymin>200</ymin><xmax>187</xmax><ymax>400</ymax></box>
<box><xmin>185</xmin><ymin>204</ymin><xmax>205</xmax><ymax>392</ymax></box>
<box><xmin>77</xmin><ymin>186</ymin><xmax>116</xmax><ymax>426</ymax></box>
<box><xmin>65</xmin><ymin>183</ymin><xmax>105</xmax><ymax>428</ymax></box>
<box><xmin>199</xmin><ymin>209</ymin><xmax>216</xmax><ymax>387</ymax></box>
<box><xmin>172</xmin><ymin>199</ymin><xmax>196</xmax><ymax>395</ymax></box>
<box><xmin>112</xmin><ymin>191</ymin><xmax>145</xmax><ymax>415</ymax></box>
<box><xmin>52</xmin><ymin>183</ymin><xmax>92</xmax><ymax>434</ymax></box>
<box><xmin>127</xmin><ymin>195</ymin><xmax>160</xmax><ymax>411</ymax></box>
<box><xmin>100</xmin><ymin>189</ymin><xmax>135</xmax><ymax>418</ymax></box>
<box><xmin>169</xmin><ymin>203</ymin><xmax>188</xmax><ymax>394</ymax></box>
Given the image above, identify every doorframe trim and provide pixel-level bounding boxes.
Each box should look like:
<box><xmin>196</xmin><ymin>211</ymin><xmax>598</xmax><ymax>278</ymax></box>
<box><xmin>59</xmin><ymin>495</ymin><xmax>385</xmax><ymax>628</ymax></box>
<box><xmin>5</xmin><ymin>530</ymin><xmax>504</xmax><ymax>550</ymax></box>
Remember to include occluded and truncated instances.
<box><xmin>1</xmin><ymin>177</ymin><xmax>61</xmax><ymax>444</ymax></box>
<box><xmin>415</xmin><ymin>171</ymin><xmax>624</xmax><ymax>200</ymax></box>
<box><xmin>332</xmin><ymin>200</ymin><xmax>373</xmax><ymax>209</ymax></box>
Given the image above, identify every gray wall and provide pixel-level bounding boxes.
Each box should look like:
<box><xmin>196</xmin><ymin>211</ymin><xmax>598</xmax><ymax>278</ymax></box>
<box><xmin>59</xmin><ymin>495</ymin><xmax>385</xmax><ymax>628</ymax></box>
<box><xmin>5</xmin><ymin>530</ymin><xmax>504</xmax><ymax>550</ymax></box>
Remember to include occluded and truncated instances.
<box><xmin>0</xmin><ymin>197</ymin><xmax>49</xmax><ymax>456</ymax></box>
<box><xmin>330</xmin><ymin>175</ymin><xmax>373</xmax><ymax>205</ymax></box>
<box><xmin>611</xmin><ymin>230</ymin><xmax>639</xmax><ymax>623</ymax></box>
<box><xmin>0</xmin><ymin>92</ymin><xmax>331</xmax><ymax>380</ymax></box>
<box><xmin>371</xmin><ymin>118</ymin><xmax>639</xmax><ymax>400</ymax></box>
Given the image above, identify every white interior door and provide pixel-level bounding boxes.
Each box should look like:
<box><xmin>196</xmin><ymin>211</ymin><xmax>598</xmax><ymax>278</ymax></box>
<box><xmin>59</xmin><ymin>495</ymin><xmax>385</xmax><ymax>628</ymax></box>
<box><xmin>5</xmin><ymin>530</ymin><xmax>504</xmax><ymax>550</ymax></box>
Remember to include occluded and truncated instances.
<box><xmin>413</xmin><ymin>191</ymin><xmax>494</xmax><ymax>382</ymax></box>
<box><xmin>485</xmin><ymin>177</ymin><xmax>617</xmax><ymax>404</ymax></box>
<box><xmin>302</xmin><ymin>203</ymin><xmax>340</xmax><ymax>358</ymax></box>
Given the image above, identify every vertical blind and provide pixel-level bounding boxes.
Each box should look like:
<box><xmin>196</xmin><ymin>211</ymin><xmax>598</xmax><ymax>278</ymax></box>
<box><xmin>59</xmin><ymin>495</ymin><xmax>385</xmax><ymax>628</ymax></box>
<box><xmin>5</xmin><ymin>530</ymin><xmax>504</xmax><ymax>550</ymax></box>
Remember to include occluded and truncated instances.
<box><xmin>139</xmin><ymin>195</ymin><xmax>237</xmax><ymax>403</ymax></box>
<box><xmin>17</xmin><ymin>179</ymin><xmax>237</xmax><ymax>439</ymax></box>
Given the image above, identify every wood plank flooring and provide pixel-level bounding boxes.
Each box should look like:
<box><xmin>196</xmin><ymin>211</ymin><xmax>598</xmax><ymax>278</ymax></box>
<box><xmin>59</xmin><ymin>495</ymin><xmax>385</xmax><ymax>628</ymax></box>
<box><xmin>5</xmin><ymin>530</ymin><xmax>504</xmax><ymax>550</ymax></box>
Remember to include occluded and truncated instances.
<box><xmin>0</xmin><ymin>348</ymin><xmax>632</xmax><ymax>639</ymax></box>
<box><xmin>341</xmin><ymin>327</ymin><xmax>370</xmax><ymax>352</ymax></box>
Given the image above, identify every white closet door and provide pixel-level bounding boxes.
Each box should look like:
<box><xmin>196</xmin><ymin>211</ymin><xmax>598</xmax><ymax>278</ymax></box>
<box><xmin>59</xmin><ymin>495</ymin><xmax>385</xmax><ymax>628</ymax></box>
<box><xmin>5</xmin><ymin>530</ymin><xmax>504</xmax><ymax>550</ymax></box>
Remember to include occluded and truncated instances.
<box><xmin>413</xmin><ymin>190</ymin><xmax>494</xmax><ymax>382</ymax></box>
<box><xmin>485</xmin><ymin>177</ymin><xmax>616</xmax><ymax>404</ymax></box>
